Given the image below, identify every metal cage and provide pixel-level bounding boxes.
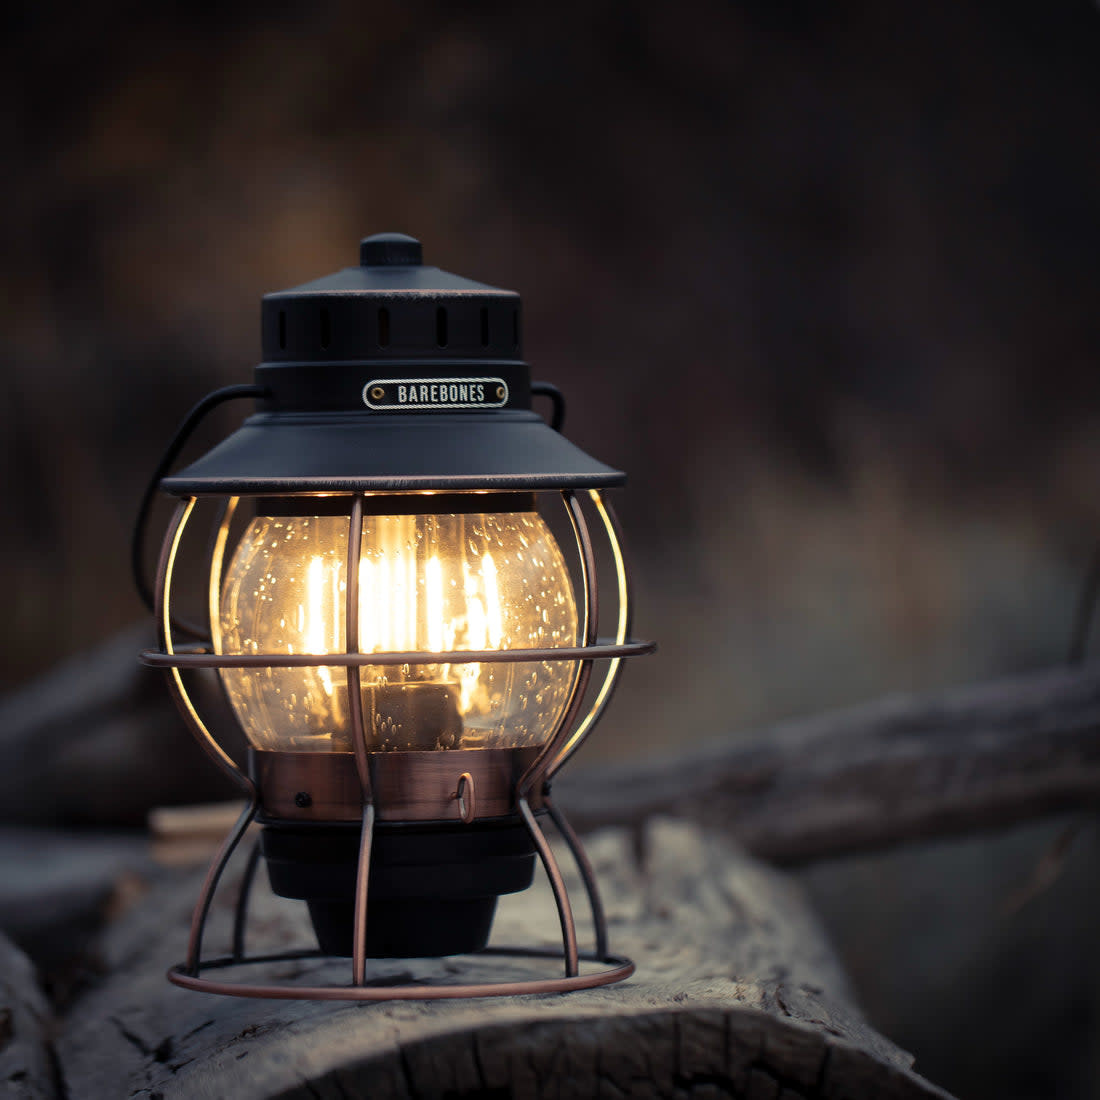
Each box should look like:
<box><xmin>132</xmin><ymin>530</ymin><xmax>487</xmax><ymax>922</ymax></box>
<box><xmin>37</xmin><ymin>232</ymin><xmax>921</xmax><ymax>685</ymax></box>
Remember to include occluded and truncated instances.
<box><xmin>142</xmin><ymin>486</ymin><xmax>654</xmax><ymax>1000</ymax></box>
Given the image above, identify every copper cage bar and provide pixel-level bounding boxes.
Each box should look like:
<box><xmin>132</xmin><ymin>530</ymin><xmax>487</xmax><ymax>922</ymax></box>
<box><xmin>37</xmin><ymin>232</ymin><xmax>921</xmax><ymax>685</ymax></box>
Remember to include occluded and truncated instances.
<box><xmin>145</xmin><ymin>488</ymin><xmax>653</xmax><ymax>1000</ymax></box>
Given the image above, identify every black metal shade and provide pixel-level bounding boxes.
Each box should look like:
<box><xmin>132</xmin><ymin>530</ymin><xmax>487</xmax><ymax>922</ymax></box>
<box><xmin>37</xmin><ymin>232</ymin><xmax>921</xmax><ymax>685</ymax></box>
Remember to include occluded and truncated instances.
<box><xmin>162</xmin><ymin>234</ymin><xmax>624</xmax><ymax>495</ymax></box>
<box><xmin>163</xmin><ymin>410</ymin><xmax>622</xmax><ymax>494</ymax></box>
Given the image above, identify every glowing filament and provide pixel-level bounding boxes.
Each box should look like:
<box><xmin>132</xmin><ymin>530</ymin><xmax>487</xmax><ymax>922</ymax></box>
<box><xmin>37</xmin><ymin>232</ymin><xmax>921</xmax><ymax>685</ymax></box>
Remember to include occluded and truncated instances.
<box><xmin>426</xmin><ymin>555</ymin><xmax>444</xmax><ymax>652</ymax></box>
<box><xmin>306</xmin><ymin>556</ymin><xmax>335</xmax><ymax>693</ymax></box>
<box><xmin>461</xmin><ymin>560</ymin><xmax>487</xmax><ymax>711</ymax></box>
<box><xmin>482</xmin><ymin>552</ymin><xmax>503</xmax><ymax>648</ymax></box>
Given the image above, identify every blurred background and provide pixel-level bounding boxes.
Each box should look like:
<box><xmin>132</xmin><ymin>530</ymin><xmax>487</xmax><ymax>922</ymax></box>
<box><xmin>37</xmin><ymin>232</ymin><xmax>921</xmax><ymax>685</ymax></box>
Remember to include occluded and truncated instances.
<box><xmin>2</xmin><ymin>1</ymin><xmax>1099</xmax><ymax>1096</ymax></box>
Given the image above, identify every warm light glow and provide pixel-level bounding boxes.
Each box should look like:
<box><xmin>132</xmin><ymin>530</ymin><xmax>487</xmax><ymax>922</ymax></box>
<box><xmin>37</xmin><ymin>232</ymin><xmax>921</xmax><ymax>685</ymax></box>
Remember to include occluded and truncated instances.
<box><xmin>482</xmin><ymin>552</ymin><xmax>503</xmax><ymax>648</ymax></box>
<box><xmin>217</xmin><ymin>504</ymin><xmax>579</xmax><ymax>752</ymax></box>
<box><xmin>306</xmin><ymin>557</ymin><xmax>336</xmax><ymax>694</ymax></box>
<box><xmin>425</xmin><ymin>556</ymin><xmax>444</xmax><ymax>653</ymax></box>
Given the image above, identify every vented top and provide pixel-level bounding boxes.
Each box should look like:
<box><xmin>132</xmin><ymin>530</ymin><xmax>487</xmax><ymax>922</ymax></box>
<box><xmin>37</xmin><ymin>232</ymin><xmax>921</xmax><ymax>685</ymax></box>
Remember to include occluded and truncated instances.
<box><xmin>261</xmin><ymin>233</ymin><xmax>521</xmax><ymax>363</ymax></box>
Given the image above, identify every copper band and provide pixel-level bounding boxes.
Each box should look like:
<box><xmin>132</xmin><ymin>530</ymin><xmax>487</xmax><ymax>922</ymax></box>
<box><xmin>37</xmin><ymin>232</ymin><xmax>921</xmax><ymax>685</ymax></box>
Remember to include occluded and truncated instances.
<box><xmin>249</xmin><ymin>746</ymin><xmax>543</xmax><ymax>823</ymax></box>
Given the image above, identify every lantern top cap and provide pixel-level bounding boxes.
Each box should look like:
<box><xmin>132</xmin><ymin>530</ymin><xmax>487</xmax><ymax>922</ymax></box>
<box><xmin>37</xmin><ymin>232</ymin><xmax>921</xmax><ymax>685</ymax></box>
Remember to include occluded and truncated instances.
<box><xmin>359</xmin><ymin>232</ymin><xmax>422</xmax><ymax>267</ymax></box>
<box><xmin>264</xmin><ymin>234</ymin><xmax>513</xmax><ymax>303</ymax></box>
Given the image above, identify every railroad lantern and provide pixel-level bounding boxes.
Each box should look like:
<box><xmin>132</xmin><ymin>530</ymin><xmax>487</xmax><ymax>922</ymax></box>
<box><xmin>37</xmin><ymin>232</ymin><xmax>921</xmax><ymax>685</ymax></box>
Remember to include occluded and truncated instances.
<box><xmin>136</xmin><ymin>233</ymin><xmax>654</xmax><ymax>999</ymax></box>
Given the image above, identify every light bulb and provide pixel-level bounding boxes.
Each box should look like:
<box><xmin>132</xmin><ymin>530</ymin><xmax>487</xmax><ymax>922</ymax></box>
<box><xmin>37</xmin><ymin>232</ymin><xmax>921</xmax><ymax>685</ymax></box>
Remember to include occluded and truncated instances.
<box><xmin>216</xmin><ymin>503</ymin><xmax>579</xmax><ymax>753</ymax></box>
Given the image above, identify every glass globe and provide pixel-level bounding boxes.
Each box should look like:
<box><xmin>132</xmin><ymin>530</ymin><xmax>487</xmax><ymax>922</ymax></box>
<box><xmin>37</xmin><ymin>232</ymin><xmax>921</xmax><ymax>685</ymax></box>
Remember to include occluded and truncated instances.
<box><xmin>215</xmin><ymin>503</ymin><xmax>579</xmax><ymax>752</ymax></box>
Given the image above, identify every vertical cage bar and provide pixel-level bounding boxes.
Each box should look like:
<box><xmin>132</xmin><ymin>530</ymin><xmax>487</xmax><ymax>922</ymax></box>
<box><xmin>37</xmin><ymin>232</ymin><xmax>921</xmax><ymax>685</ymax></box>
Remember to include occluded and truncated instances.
<box><xmin>547</xmin><ymin>490</ymin><xmax>632</xmax><ymax>779</ymax></box>
<box><xmin>207</xmin><ymin>495</ymin><xmax>240</xmax><ymax>650</ymax></box>
<box><xmin>345</xmin><ymin>495</ymin><xmax>370</xmax><ymax>794</ymax></box>
<box><xmin>352</xmin><ymin>801</ymin><xmax>376</xmax><ymax>986</ymax></box>
<box><xmin>343</xmin><ymin>495</ymin><xmax>375</xmax><ymax>985</ymax></box>
<box><xmin>185</xmin><ymin>800</ymin><xmax>257</xmax><ymax>974</ymax></box>
<box><xmin>231</xmin><ymin>839</ymin><xmax>263</xmax><ymax>963</ymax></box>
<box><xmin>518</xmin><ymin>796</ymin><xmax>579</xmax><ymax>978</ymax></box>
<box><xmin>545</xmin><ymin>794</ymin><xmax>609</xmax><ymax>961</ymax></box>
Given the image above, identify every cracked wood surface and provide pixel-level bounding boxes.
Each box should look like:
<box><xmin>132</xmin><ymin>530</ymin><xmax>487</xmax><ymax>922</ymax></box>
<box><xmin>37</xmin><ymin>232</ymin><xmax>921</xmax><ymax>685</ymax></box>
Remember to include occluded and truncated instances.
<box><xmin>558</xmin><ymin>661</ymin><xmax>1100</xmax><ymax>864</ymax></box>
<box><xmin>55</xmin><ymin>821</ymin><xmax>953</xmax><ymax>1099</ymax></box>
<box><xmin>0</xmin><ymin>933</ymin><xmax>57</xmax><ymax>1099</ymax></box>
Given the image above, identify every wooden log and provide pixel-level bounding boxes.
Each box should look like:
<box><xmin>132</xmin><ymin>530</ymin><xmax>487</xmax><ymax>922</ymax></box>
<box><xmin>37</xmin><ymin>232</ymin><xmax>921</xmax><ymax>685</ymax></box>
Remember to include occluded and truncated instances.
<box><xmin>0</xmin><ymin>827</ymin><xmax>151</xmax><ymax>988</ymax></box>
<box><xmin>148</xmin><ymin>803</ymin><xmax>251</xmax><ymax>868</ymax></box>
<box><xmin>0</xmin><ymin>626</ymin><xmax>241</xmax><ymax>827</ymax></box>
<box><xmin>559</xmin><ymin>661</ymin><xmax>1100</xmax><ymax>864</ymax></box>
<box><xmin>0</xmin><ymin>932</ymin><xmax>58</xmax><ymax>1099</ymax></box>
<box><xmin>55</xmin><ymin>820</ymin><xmax>953</xmax><ymax>1099</ymax></box>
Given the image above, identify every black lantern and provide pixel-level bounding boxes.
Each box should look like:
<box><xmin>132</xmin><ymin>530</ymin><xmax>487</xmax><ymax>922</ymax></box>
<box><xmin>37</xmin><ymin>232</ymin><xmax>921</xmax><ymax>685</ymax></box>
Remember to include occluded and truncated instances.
<box><xmin>136</xmin><ymin>233</ymin><xmax>654</xmax><ymax>999</ymax></box>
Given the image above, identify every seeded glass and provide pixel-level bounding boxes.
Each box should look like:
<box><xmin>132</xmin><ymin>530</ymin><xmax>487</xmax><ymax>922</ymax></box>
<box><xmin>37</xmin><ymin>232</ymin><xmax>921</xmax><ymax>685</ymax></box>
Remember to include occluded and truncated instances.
<box><xmin>215</xmin><ymin>508</ymin><xmax>579</xmax><ymax>752</ymax></box>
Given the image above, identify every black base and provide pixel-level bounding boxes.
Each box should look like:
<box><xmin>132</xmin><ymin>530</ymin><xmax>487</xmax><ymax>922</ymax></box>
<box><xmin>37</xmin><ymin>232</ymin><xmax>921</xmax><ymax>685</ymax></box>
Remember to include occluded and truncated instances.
<box><xmin>261</xmin><ymin>818</ymin><xmax>537</xmax><ymax>958</ymax></box>
<box><xmin>306</xmin><ymin>897</ymin><xmax>499</xmax><ymax>958</ymax></box>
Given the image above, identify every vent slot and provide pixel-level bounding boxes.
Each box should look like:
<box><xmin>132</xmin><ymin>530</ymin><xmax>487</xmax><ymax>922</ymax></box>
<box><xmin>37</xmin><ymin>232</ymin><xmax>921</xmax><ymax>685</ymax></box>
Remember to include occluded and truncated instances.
<box><xmin>512</xmin><ymin>309</ymin><xmax>519</xmax><ymax>350</ymax></box>
<box><xmin>278</xmin><ymin>311</ymin><xmax>287</xmax><ymax>350</ymax></box>
<box><xmin>378</xmin><ymin>308</ymin><xmax>390</xmax><ymax>348</ymax></box>
<box><xmin>319</xmin><ymin>308</ymin><xmax>331</xmax><ymax>349</ymax></box>
<box><xmin>480</xmin><ymin>306</ymin><xmax>489</xmax><ymax>347</ymax></box>
<box><xmin>436</xmin><ymin>306</ymin><xmax>448</xmax><ymax>348</ymax></box>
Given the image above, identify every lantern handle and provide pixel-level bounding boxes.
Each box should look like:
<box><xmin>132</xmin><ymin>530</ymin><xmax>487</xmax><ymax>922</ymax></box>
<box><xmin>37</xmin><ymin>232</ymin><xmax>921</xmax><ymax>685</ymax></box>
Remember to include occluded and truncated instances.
<box><xmin>131</xmin><ymin>384</ymin><xmax>268</xmax><ymax>626</ymax></box>
<box><xmin>531</xmin><ymin>380</ymin><xmax>566</xmax><ymax>432</ymax></box>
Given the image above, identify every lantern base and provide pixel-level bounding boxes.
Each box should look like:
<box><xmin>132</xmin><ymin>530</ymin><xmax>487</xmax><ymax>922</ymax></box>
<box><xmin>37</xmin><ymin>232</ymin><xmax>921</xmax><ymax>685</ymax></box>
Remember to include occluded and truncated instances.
<box><xmin>261</xmin><ymin>818</ymin><xmax>536</xmax><ymax>958</ymax></box>
<box><xmin>165</xmin><ymin>786</ymin><xmax>633</xmax><ymax>1001</ymax></box>
<box><xmin>306</xmin><ymin>898</ymin><xmax>499</xmax><ymax>958</ymax></box>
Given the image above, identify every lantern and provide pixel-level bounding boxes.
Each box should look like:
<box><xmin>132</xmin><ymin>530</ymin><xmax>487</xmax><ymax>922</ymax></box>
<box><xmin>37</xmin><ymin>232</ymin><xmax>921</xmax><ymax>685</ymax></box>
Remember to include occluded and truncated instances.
<box><xmin>136</xmin><ymin>233</ymin><xmax>654</xmax><ymax>999</ymax></box>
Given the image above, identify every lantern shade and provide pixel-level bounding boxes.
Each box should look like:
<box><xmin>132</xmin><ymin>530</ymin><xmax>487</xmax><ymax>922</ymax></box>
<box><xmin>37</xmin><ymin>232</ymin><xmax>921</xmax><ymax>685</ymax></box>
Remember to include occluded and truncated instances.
<box><xmin>160</xmin><ymin>232</ymin><xmax>624</xmax><ymax>494</ymax></box>
<box><xmin>162</xmin><ymin>409</ymin><xmax>623</xmax><ymax>494</ymax></box>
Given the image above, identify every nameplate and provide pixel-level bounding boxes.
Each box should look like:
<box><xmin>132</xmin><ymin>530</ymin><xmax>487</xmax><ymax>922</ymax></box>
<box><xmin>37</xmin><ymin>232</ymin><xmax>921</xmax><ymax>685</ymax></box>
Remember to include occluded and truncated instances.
<box><xmin>362</xmin><ymin>377</ymin><xmax>508</xmax><ymax>411</ymax></box>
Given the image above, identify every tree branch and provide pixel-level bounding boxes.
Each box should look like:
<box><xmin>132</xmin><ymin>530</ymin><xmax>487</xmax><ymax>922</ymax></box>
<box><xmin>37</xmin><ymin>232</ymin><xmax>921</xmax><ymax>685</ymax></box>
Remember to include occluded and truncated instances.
<box><xmin>557</xmin><ymin>661</ymin><xmax>1100</xmax><ymax>864</ymax></box>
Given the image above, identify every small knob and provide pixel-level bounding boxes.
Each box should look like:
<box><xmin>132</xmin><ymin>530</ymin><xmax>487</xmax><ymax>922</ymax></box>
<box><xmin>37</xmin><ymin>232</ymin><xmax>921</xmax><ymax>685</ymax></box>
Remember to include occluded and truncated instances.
<box><xmin>360</xmin><ymin>232</ymin><xmax>422</xmax><ymax>267</ymax></box>
<box><xmin>455</xmin><ymin>772</ymin><xmax>476</xmax><ymax>824</ymax></box>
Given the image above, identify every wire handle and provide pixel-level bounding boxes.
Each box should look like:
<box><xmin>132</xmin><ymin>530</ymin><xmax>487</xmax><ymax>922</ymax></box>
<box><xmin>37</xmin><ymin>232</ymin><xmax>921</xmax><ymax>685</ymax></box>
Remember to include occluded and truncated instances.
<box><xmin>131</xmin><ymin>384</ymin><xmax>267</xmax><ymax>622</ymax></box>
<box><xmin>531</xmin><ymin>380</ymin><xmax>566</xmax><ymax>432</ymax></box>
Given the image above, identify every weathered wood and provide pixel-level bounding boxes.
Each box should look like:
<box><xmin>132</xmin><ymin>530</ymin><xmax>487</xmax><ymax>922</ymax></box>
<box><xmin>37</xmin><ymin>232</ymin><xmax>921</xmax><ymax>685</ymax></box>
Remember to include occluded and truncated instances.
<box><xmin>0</xmin><ymin>827</ymin><xmax>152</xmax><ymax>985</ymax></box>
<box><xmin>0</xmin><ymin>626</ymin><xmax>240</xmax><ymax>827</ymax></box>
<box><xmin>148</xmin><ymin>804</ymin><xmax>249</xmax><ymax>868</ymax></box>
<box><xmin>559</xmin><ymin>661</ymin><xmax>1100</xmax><ymax>864</ymax></box>
<box><xmin>0</xmin><ymin>932</ymin><xmax>58</xmax><ymax>1099</ymax></box>
<box><xmin>55</xmin><ymin>820</ymin><xmax>953</xmax><ymax>1099</ymax></box>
